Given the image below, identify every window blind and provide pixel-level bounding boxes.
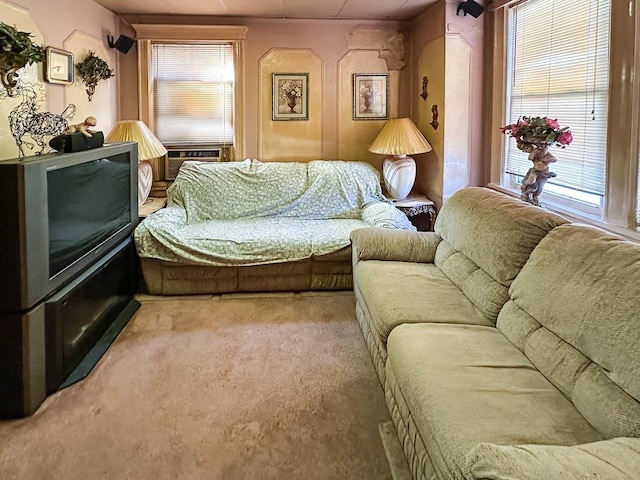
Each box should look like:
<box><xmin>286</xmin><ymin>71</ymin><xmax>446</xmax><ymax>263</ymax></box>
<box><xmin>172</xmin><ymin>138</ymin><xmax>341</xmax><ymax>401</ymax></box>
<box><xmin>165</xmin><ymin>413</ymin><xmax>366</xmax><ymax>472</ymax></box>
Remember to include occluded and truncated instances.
<box><xmin>152</xmin><ymin>43</ymin><xmax>234</xmax><ymax>145</ymax></box>
<box><xmin>505</xmin><ymin>0</ymin><xmax>610</xmax><ymax>203</ymax></box>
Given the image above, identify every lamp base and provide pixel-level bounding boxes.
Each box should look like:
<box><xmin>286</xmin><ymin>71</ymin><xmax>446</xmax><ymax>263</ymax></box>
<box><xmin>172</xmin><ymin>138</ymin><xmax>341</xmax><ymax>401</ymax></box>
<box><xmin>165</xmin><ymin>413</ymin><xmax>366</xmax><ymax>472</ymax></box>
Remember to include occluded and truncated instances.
<box><xmin>383</xmin><ymin>155</ymin><xmax>416</xmax><ymax>200</ymax></box>
<box><xmin>138</xmin><ymin>161</ymin><xmax>153</xmax><ymax>207</ymax></box>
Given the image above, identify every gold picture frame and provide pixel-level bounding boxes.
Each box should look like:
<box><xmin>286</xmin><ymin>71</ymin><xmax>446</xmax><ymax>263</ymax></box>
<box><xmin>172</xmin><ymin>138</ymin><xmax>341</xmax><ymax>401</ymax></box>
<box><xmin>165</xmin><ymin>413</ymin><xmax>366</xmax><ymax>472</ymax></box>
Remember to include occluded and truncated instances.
<box><xmin>272</xmin><ymin>73</ymin><xmax>309</xmax><ymax>121</ymax></box>
<box><xmin>353</xmin><ymin>73</ymin><xmax>388</xmax><ymax>120</ymax></box>
<box><xmin>45</xmin><ymin>47</ymin><xmax>74</xmax><ymax>85</ymax></box>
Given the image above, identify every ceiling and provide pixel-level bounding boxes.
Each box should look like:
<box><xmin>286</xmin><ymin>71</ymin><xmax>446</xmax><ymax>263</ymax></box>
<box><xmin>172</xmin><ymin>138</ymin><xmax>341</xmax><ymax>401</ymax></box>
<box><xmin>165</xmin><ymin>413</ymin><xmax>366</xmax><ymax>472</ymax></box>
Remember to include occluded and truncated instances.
<box><xmin>93</xmin><ymin>0</ymin><xmax>439</xmax><ymax>20</ymax></box>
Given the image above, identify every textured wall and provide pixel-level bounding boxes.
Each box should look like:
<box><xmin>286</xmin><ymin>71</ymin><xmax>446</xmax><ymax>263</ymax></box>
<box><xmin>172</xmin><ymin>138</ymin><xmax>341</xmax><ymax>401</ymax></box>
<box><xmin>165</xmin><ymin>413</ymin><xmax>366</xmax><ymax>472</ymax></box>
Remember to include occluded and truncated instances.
<box><xmin>0</xmin><ymin>0</ymin><xmax>119</xmax><ymax>160</ymax></box>
<box><xmin>258</xmin><ymin>49</ymin><xmax>322</xmax><ymax>161</ymax></box>
<box><xmin>409</xmin><ymin>0</ymin><xmax>484</xmax><ymax>208</ymax></box>
<box><xmin>118</xmin><ymin>16</ymin><xmax>410</xmax><ymax>165</ymax></box>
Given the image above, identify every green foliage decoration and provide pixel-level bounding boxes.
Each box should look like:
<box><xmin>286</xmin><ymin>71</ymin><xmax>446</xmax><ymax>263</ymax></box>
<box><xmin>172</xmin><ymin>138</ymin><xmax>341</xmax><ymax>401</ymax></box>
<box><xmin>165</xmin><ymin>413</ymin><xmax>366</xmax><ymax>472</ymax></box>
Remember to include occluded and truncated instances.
<box><xmin>0</xmin><ymin>22</ymin><xmax>45</xmax><ymax>68</ymax></box>
<box><xmin>75</xmin><ymin>51</ymin><xmax>114</xmax><ymax>101</ymax></box>
<box><xmin>0</xmin><ymin>22</ymin><xmax>45</xmax><ymax>96</ymax></box>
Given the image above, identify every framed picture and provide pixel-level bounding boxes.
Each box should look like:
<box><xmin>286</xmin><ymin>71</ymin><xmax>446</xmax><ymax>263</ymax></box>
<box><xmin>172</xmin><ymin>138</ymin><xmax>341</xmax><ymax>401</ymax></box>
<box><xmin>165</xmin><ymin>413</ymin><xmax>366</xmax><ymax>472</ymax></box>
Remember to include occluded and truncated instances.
<box><xmin>353</xmin><ymin>73</ymin><xmax>388</xmax><ymax>120</ymax></box>
<box><xmin>45</xmin><ymin>47</ymin><xmax>74</xmax><ymax>85</ymax></box>
<box><xmin>272</xmin><ymin>73</ymin><xmax>309</xmax><ymax>121</ymax></box>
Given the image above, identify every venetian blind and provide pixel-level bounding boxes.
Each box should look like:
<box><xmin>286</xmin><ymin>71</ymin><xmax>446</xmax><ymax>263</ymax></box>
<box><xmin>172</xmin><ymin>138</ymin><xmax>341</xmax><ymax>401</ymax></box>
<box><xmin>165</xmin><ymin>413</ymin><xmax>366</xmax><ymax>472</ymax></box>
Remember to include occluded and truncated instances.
<box><xmin>504</xmin><ymin>0</ymin><xmax>610</xmax><ymax>202</ymax></box>
<box><xmin>152</xmin><ymin>43</ymin><xmax>234</xmax><ymax>145</ymax></box>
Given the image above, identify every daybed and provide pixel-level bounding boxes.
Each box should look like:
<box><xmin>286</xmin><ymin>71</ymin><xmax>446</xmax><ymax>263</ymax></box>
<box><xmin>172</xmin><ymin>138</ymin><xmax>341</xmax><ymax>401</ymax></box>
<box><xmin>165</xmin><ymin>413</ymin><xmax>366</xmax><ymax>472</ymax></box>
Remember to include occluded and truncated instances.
<box><xmin>351</xmin><ymin>187</ymin><xmax>640</xmax><ymax>480</ymax></box>
<box><xmin>135</xmin><ymin>159</ymin><xmax>414</xmax><ymax>294</ymax></box>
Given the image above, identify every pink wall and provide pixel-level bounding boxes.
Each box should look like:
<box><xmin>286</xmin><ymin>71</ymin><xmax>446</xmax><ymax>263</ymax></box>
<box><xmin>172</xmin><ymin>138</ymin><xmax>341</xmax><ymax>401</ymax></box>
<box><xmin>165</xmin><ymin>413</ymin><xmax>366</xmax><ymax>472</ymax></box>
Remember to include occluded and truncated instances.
<box><xmin>5</xmin><ymin>0</ymin><xmax>120</xmax><ymax>122</ymax></box>
<box><xmin>117</xmin><ymin>15</ymin><xmax>411</xmax><ymax>160</ymax></box>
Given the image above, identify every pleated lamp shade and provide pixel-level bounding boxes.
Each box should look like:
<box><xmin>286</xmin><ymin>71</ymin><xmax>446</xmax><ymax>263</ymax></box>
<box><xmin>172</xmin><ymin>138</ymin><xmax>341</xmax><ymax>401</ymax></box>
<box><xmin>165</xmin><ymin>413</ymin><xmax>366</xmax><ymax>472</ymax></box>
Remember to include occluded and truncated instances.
<box><xmin>105</xmin><ymin>120</ymin><xmax>167</xmax><ymax>161</ymax></box>
<box><xmin>369</xmin><ymin>117</ymin><xmax>432</xmax><ymax>155</ymax></box>
<box><xmin>106</xmin><ymin>120</ymin><xmax>167</xmax><ymax>207</ymax></box>
<box><xmin>369</xmin><ymin>118</ymin><xmax>432</xmax><ymax>200</ymax></box>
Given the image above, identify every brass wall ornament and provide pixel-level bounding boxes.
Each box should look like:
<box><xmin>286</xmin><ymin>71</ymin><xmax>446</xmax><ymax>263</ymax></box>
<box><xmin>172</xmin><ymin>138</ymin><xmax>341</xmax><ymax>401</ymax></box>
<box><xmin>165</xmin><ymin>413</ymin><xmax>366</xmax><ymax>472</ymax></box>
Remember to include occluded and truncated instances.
<box><xmin>420</xmin><ymin>76</ymin><xmax>428</xmax><ymax>100</ymax></box>
<box><xmin>430</xmin><ymin>104</ymin><xmax>439</xmax><ymax>130</ymax></box>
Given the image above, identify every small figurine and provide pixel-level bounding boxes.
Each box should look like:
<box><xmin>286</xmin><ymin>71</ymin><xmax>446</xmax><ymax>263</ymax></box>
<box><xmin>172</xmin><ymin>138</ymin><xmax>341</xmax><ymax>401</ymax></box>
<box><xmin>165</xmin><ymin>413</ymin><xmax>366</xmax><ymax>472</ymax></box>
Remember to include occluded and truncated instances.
<box><xmin>520</xmin><ymin>146</ymin><xmax>558</xmax><ymax>206</ymax></box>
<box><xmin>65</xmin><ymin>116</ymin><xmax>97</xmax><ymax>137</ymax></box>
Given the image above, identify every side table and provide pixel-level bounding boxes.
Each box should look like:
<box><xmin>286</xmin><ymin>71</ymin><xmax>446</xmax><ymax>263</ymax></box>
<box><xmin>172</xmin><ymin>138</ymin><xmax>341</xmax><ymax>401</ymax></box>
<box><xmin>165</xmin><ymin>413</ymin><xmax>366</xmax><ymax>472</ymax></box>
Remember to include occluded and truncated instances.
<box><xmin>139</xmin><ymin>196</ymin><xmax>166</xmax><ymax>220</ymax></box>
<box><xmin>392</xmin><ymin>194</ymin><xmax>437</xmax><ymax>231</ymax></box>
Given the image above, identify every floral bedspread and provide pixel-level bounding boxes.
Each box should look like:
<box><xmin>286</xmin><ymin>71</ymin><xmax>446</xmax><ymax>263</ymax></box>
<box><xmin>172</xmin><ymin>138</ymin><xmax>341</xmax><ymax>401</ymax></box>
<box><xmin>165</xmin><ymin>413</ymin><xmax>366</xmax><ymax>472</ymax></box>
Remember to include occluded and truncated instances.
<box><xmin>135</xmin><ymin>159</ymin><xmax>415</xmax><ymax>266</ymax></box>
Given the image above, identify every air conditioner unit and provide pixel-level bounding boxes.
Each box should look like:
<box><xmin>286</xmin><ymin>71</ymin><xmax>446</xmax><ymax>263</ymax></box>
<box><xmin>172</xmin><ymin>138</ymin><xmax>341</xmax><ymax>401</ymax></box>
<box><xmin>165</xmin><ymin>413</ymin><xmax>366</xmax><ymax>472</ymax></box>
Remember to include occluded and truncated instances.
<box><xmin>165</xmin><ymin>145</ymin><xmax>230</xmax><ymax>180</ymax></box>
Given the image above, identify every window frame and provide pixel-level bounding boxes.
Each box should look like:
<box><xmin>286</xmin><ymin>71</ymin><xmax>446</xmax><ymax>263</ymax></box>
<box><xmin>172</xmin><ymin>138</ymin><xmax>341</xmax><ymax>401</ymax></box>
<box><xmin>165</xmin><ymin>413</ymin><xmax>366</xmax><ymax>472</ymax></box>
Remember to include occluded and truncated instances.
<box><xmin>135</xmin><ymin>24</ymin><xmax>247</xmax><ymax>160</ymax></box>
<box><xmin>487</xmin><ymin>0</ymin><xmax>640</xmax><ymax>238</ymax></box>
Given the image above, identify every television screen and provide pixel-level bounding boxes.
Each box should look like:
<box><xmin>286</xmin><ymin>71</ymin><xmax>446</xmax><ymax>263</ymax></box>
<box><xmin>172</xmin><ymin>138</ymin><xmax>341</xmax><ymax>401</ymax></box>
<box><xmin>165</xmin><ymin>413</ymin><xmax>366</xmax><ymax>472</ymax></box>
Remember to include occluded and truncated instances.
<box><xmin>47</xmin><ymin>153</ymin><xmax>132</xmax><ymax>278</ymax></box>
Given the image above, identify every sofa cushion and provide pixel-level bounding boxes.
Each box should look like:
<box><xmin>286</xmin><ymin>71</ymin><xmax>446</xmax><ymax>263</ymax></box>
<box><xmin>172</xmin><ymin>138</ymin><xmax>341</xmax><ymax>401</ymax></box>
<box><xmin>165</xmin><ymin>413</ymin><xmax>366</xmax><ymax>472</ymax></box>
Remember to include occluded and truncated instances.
<box><xmin>354</xmin><ymin>260</ymin><xmax>492</xmax><ymax>344</ymax></box>
<box><xmin>465</xmin><ymin>437</ymin><xmax>640</xmax><ymax>480</ymax></box>
<box><xmin>386</xmin><ymin>323</ymin><xmax>604</xmax><ymax>480</ymax></box>
<box><xmin>497</xmin><ymin>224</ymin><xmax>640</xmax><ymax>438</ymax></box>
<box><xmin>434</xmin><ymin>188</ymin><xmax>567</xmax><ymax>321</ymax></box>
<box><xmin>136</xmin><ymin>212</ymin><xmax>371</xmax><ymax>266</ymax></box>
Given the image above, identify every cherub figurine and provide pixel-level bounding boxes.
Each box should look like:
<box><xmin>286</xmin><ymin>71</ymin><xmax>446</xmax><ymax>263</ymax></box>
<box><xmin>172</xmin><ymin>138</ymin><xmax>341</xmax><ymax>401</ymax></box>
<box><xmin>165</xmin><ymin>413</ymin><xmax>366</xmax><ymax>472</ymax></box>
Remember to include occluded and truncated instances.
<box><xmin>520</xmin><ymin>145</ymin><xmax>557</xmax><ymax>206</ymax></box>
<box><xmin>65</xmin><ymin>116</ymin><xmax>97</xmax><ymax>137</ymax></box>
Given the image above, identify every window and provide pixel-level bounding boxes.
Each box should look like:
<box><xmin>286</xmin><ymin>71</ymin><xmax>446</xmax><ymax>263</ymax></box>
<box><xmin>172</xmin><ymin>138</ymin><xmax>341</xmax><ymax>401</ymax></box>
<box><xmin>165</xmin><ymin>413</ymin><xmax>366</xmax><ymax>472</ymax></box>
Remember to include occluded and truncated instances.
<box><xmin>135</xmin><ymin>25</ymin><xmax>246</xmax><ymax>159</ymax></box>
<box><xmin>503</xmin><ymin>0</ymin><xmax>611</xmax><ymax>214</ymax></box>
<box><xmin>151</xmin><ymin>43</ymin><xmax>234</xmax><ymax>146</ymax></box>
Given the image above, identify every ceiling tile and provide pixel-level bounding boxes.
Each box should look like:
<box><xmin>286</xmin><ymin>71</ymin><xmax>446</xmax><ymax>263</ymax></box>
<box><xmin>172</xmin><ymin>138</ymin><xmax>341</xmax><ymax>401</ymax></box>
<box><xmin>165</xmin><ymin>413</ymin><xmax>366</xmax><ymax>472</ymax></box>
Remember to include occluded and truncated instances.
<box><xmin>281</xmin><ymin>0</ymin><xmax>345</xmax><ymax>18</ymax></box>
<box><xmin>337</xmin><ymin>0</ymin><xmax>408</xmax><ymax>19</ymax></box>
<box><xmin>390</xmin><ymin>0</ymin><xmax>439</xmax><ymax>20</ymax></box>
<box><xmin>94</xmin><ymin>0</ymin><xmax>434</xmax><ymax>20</ymax></box>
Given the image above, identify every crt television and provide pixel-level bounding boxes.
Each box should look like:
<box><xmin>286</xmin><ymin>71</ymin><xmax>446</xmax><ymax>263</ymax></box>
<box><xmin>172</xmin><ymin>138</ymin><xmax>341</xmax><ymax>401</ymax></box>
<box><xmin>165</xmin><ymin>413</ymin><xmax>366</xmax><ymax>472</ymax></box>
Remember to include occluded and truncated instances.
<box><xmin>0</xmin><ymin>142</ymin><xmax>138</xmax><ymax>313</ymax></box>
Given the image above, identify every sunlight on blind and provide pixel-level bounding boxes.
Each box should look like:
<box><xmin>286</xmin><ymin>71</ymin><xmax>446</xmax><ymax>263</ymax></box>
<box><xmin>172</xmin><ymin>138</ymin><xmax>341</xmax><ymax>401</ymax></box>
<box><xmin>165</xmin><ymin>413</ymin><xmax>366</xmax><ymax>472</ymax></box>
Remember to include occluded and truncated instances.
<box><xmin>505</xmin><ymin>0</ymin><xmax>610</xmax><ymax>205</ymax></box>
<box><xmin>152</xmin><ymin>43</ymin><xmax>234</xmax><ymax>145</ymax></box>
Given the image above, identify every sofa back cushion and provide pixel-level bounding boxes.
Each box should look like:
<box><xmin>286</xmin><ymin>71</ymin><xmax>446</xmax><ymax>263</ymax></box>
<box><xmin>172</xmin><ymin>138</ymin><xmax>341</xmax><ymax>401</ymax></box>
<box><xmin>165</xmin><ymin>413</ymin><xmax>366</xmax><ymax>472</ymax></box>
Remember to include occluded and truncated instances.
<box><xmin>167</xmin><ymin>159</ymin><xmax>387</xmax><ymax>223</ymax></box>
<box><xmin>434</xmin><ymin>188</ymin><xmax>567</xmax><ymax>322</ymax></box>
<box><xmin>497</xmin><ymin>224</ymin><xmax>640</xmax><ymax>437</ymax></box>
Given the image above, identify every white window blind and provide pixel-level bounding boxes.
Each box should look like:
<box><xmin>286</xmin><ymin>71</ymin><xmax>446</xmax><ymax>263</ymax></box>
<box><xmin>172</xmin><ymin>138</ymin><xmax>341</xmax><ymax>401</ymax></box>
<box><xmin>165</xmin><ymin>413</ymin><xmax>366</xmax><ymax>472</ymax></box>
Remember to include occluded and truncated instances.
<box><xmin>152</xmin><ymin>43</ymin><xmax>234</xmax><ymax>145</ymax></box>
<box><xmin>505</xmin><ymin>0</ymin><xmax>610</xmax><ymax>206</ymax></box>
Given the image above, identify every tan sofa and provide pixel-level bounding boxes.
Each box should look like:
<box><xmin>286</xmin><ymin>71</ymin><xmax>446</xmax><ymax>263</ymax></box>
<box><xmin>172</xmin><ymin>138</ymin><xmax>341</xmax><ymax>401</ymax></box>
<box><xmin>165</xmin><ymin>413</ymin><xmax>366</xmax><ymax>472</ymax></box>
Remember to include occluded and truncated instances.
<box><xmin>135</xmin><ymin>159</ymin><xmax>415</xmax><ymax>295</ymax></box>
<box><xmin>351</xmin><ymin>187</ymin><xmax>640</xmax><ymax>480</ymax></box>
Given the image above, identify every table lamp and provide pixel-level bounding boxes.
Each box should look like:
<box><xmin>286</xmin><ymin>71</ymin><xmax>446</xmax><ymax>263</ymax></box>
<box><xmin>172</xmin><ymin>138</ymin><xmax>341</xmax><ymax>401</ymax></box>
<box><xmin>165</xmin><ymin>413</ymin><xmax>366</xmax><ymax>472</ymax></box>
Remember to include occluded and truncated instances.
<box><xmin>105</xmin><ymin>120</ymin><xmax>167</xmax><ymax>206</ymax></box>
<box><xmin>369</xmin><ymin>117</ymin><xmax>432</xmax><ymax>200</ymax></box>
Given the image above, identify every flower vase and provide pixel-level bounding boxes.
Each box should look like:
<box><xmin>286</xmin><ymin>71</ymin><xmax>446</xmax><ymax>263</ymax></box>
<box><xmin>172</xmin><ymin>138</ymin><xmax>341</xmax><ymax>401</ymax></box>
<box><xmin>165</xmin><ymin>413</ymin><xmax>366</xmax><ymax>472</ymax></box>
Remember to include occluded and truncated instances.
<box><xmin>363</xmin><ymin>94</ymin><xmax>373</xmax><ymax>112</ymax></box>
<box><xmin>518</xmin><ymin>142</ymin><xmax>557</xmax><ymax>207</ymax></box>
<box><xmin>287</xmin><ymin>94</ymin><xmax>297</xmax><ymax>113</ymax></box>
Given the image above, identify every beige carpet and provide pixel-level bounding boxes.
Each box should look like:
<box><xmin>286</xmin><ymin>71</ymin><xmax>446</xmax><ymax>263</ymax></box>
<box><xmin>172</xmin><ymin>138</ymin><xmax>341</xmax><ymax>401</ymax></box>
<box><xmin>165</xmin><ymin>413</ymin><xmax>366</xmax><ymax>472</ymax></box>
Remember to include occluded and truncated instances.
<box><xmin>0</xmin><ymin>292</ymin><xmax>393</xmax><ymax>480</ymax></box>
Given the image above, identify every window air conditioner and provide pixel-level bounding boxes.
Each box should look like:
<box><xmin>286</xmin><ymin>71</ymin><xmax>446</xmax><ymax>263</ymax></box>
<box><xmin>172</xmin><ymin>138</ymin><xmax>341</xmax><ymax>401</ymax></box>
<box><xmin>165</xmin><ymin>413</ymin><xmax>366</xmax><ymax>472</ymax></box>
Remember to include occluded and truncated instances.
<box><xmin>165</xmin><ymin>145</ymin><xmax>230</xmax><ymax>180</ymax></box>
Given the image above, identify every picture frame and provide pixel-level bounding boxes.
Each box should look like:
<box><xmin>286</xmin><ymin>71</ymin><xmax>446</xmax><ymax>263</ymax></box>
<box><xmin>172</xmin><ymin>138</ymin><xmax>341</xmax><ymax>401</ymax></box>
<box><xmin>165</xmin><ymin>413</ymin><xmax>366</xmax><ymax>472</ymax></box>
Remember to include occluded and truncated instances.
<box><xmin>353</xmin><ymin>73</ymin><xmax>388</xmax><ymax>120</ymax></box>
<box><xmin>45</xmin><ymin>47</ymin><xmax>74</xmax><ymax>85</ymax></box>
<box><xmin>272</xmin><ymin>73</ymin><xmax>309</xmax><ymax>121</ymax></box>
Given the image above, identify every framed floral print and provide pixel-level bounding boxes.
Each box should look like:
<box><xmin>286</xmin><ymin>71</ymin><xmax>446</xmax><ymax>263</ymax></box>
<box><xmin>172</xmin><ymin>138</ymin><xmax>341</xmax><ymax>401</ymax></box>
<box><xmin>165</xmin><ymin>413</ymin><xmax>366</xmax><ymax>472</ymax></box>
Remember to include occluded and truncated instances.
<box><xmin>272</xmin><ymin>73</ymin><xmax>309</xmax><ymax>121</ymax></box>
<box><xmin>353</xmin><ymin>73</ymin><xmax>388</xmax><ymax>120</ymax></box>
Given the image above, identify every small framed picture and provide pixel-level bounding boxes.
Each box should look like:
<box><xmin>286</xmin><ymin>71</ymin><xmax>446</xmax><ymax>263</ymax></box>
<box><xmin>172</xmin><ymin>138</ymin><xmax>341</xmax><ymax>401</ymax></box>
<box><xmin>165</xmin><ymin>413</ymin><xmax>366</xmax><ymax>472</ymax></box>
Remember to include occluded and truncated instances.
<box><xmin>353</xmin><ymin>73</ymin><xmax>388</xmax><ymax>120</ymax></box>
<box><xmin>45</xmin><ymin>47</ymin><xmax>74</xmax><ymax>85</ymax></box>
<box><xmin>272</xmin><ymin>73</ymin><xmax>309</xmax><ymax>121</ymax></box>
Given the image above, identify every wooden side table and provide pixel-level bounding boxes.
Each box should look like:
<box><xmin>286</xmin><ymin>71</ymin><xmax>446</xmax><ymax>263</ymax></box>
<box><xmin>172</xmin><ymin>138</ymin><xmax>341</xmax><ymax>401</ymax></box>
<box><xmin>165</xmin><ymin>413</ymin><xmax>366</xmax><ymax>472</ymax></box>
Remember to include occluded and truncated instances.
<box><xmin>392</xmin><ymin>194</ymin><xmax>437</xmax><ymax>231</ymax></box>
<box><xmin>139</xmin><ymin>196</ymin><xmax>166</xmax><ymax>219</ymax></box>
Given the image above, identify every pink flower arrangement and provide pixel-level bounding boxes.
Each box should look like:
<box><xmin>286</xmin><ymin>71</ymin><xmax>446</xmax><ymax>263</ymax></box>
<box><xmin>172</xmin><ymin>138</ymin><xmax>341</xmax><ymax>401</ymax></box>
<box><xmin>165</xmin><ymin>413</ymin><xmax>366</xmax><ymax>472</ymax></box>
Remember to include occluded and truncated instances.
<box><xmin>500</xmin><ymin>116</ymin><xmax>573</xmax><ymax>148</ymax></box>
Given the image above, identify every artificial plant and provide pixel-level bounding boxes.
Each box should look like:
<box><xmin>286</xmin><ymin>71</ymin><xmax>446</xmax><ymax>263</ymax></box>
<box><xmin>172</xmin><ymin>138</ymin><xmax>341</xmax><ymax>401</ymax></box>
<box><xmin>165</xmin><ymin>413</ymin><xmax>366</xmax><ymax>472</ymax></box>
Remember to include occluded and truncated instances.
<box><xmin>0</xmin><ymin>22</ymin><xmax>45</xmax><ymax>97</ymax></box>
<box><xmin>75</xmin><ymin>51</ymin><xmax>114</xmax><ymax>101</ymax></box>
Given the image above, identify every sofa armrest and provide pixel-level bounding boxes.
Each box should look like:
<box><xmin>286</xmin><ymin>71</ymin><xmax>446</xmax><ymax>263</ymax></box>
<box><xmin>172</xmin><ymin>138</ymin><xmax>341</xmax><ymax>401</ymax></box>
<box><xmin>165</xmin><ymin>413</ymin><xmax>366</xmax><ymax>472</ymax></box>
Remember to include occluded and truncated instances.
<box><xmin>350</xmin><ymin>227</ymin><xmax>441</xmax><ymax>263</ymax></box>
<box><xmin>465</xmin><ymin>438</ymin><xmax>640</xmax><ymax>480</ymax></box>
